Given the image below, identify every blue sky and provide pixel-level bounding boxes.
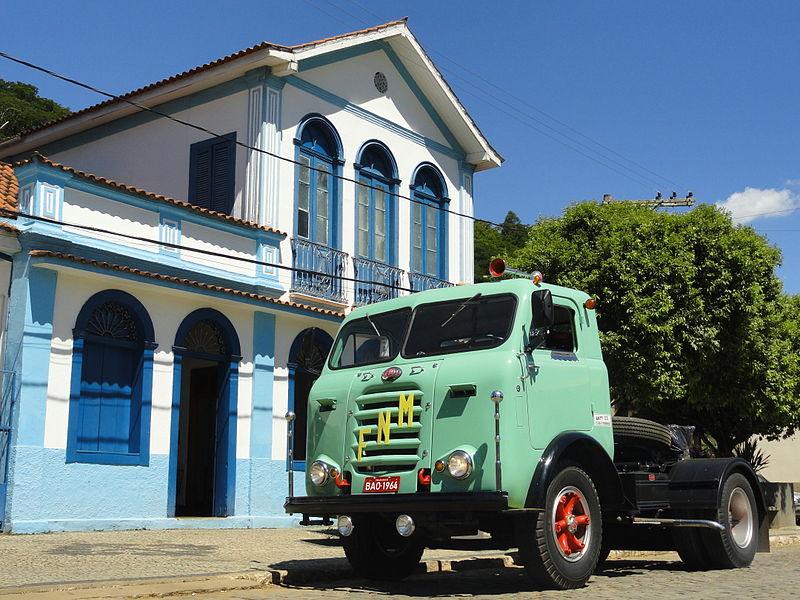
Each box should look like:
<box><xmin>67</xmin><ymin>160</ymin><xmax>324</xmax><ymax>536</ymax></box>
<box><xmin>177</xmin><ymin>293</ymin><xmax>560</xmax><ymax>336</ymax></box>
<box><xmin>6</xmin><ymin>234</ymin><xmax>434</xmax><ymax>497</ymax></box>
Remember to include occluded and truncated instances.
<box><xmin>4</xmin><ymin>1</ymin><xmax>799</xmax><ymax>292</ymax></box>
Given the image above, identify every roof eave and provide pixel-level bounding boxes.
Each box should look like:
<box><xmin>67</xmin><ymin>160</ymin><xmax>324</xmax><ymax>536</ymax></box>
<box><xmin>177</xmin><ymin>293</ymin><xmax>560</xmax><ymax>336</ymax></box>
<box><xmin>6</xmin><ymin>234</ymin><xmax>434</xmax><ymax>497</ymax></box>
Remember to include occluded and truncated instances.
<box><xmin>0</xmin><ymin>47</ymin><xmax>295</xmax><ymax>159</ymax></box>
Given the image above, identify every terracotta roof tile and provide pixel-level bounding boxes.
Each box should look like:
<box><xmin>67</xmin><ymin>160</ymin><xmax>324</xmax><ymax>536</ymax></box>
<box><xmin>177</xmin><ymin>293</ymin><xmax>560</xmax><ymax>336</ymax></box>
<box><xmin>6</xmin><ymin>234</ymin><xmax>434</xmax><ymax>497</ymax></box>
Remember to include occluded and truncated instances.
<box><xmin>18</xmin><ymin>154</ymin><xmax>285</xmax><ymax>235</ymax></box>
<box><xmin>10</xmin><ymin>19</ymin><xmax>408</xmax><ymax>139</ymax></box>
<box><xmin>0</xmin><ymin>162</ymin><xmax>19</xmax><ymax>213</ymax></box>
<box><xmin>29</xmin><ymin>250</ymin><xmax>344</xmax><ymax>319</ymax></box>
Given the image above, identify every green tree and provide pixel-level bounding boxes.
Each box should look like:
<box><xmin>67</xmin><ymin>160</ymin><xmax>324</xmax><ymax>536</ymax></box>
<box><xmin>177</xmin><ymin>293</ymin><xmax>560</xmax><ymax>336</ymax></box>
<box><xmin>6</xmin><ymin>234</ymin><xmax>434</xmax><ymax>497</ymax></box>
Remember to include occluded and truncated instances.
<box><xmin>511</xmin><ymin>201</ymin><xmax>800</xmax><ymax>456</ymax></box>
<box><xmin>0</xmin><ymin>80</ymin><xmax>71</xmax><ymax>139</ymax></box>
<box><xmin>473</xmin><ymin>211</ymin><xmax>530</xmax><ymax>282</ymax></box>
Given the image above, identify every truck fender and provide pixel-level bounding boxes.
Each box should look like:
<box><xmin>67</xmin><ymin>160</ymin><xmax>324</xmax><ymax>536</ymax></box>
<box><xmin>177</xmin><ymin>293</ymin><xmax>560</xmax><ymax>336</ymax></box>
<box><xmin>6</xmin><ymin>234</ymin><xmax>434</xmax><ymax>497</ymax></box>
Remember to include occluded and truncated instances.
<box><xmin>667</xmin><ymin>457</ymin><xmax>769</xmax><ymax>550</ymax></box>
<box><xmin>525</xmin><ymin>431</ymin><xmax>624</xmax><ymax>510</ymax></box>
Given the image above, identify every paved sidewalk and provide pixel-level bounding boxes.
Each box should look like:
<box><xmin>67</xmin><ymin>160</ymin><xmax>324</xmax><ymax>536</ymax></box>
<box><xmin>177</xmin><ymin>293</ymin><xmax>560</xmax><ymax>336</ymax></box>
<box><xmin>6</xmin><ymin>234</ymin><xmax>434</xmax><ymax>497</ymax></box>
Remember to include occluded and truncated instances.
<box><xmin>0</xmin><ymin>525</ymin><xmax>797</xmax><ymax>598</ymax></box>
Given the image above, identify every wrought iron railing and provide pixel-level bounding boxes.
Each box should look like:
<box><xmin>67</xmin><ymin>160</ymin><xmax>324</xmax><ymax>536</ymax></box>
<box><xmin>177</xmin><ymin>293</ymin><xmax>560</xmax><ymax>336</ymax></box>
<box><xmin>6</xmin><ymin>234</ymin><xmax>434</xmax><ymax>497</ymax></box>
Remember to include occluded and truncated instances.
<box><xmin>408</xmin><ymin>272</ymin><xmax>454</xmax><ymax>293</ymax></box>
<box><xmin>291</xmin><ymin>239</ymin><xmax>348</xmax><ymax>304</ymax></box>
<box><xmin>352</xmin><ymin>257</ymin><xmax>405</xmax><ymax>306</ymax></box>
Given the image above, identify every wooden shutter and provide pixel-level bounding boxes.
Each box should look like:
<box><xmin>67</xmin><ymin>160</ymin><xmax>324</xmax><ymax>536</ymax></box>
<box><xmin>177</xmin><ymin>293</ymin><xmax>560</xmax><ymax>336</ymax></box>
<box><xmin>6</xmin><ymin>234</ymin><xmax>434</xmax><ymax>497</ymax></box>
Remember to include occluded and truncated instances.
<box><xmin>189</xmin><ymin>134</ymin><xmax>236</xmax><ymax>215</ymax></box>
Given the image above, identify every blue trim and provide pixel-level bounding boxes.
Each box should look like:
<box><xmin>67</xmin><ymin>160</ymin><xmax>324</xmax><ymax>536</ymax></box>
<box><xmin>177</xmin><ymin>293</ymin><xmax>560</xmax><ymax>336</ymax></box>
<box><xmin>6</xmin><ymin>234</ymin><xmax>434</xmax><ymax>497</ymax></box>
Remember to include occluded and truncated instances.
<box><xmin>285</xmin><ymin>76</ymin><xmax>464</xmax><ymax>161</ymax></box>
<box><xmin>66</xmin><ymin>289</ymin><xmax>155</xmax><ymax>466</ymax></box>
<box><xmin>171</xmin><ymin>309</ymin><xmax>241</xmax><ymax>516</ymax></box>
<box><xmin>25</xmin><ymin>76</ymin><xmax>256</xmax><ymax>160</ymax></box>
<box><xmin>287</xmin><ymin>328</ymin><xmax>334</xmax><ymax>471</ymax></box>
<box><xmin>296</xmin><ymin>41</ymin><xmax>465</xmax><ymax>156</ymax></box>
<box><xmin>167</xmin><ymin>351</ymin><xmax>183</xmax><ymax>517</ymax></box>
<box><xmin>293</xmin><ymin>115</ymin><xmax>342</xmax><ymax>249</ymax></box>
<box><xmin>29</xmin><ymin>255</ymin><xmax>342</xmax><ymax>324</ymax></box>
<box><xmin>252</xmin><ymin>313</ymin><xmax>276</xmax><ymax>459</ymax></box>
<box><xmin>354</xmin><ymin>142</ymin><xmax>398</xmax><ymax>266</ymax></box>
<box><xmin>19</xmin><ymin>222</ymin><xmax>285</xmax><ymax>301</ymax></box>
<box><xmin>410</xmin><ymin>163</ymin><xmax>449</xmax><ymax>280</ymax></box>
<box><xmin>10</xmin><ymin>266</ymin><xmax>57</xmax><ymax>447</ymax></box>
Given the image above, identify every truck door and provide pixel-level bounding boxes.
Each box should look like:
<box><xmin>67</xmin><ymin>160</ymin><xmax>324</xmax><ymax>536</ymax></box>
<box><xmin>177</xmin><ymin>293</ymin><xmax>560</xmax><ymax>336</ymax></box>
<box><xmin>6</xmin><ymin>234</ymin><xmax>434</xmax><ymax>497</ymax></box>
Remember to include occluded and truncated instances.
<box><xmin>527</xmin><ymin>299</ymin><xmax>592</xmax><ymax>449</ymax></box>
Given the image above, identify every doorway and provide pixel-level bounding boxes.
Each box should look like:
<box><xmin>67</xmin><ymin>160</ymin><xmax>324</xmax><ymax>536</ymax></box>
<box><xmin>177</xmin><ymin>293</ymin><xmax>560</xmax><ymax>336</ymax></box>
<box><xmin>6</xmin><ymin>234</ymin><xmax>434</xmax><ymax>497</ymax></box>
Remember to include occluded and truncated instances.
<box><xmin>175</xmin><ymin>358</ymin><xmax>221</xmax><ymax>516</ymax></box>
<box><xmin>170</xmin><ymin>310</ymin><xmax>240</xmax><ymax>518</ymax></box>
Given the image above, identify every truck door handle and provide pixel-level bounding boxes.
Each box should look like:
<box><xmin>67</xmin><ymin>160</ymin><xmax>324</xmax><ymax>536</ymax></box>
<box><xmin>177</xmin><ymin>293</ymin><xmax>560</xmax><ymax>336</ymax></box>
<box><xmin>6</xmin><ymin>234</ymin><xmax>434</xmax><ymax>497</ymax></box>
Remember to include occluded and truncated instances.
<box><xmin>448</xmin><ymin>383</ymin><xmax>476</xmax><ymax>398</ymax></box>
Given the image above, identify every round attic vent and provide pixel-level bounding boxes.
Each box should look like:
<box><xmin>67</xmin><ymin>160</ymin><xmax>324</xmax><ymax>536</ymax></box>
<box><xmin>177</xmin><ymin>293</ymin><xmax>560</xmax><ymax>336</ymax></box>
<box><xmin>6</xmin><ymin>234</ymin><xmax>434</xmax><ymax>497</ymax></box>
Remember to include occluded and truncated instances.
<box><xmin>374</xmin><ymin>72</ymin><xmax>388</xmax><ymax>93</ymax></box>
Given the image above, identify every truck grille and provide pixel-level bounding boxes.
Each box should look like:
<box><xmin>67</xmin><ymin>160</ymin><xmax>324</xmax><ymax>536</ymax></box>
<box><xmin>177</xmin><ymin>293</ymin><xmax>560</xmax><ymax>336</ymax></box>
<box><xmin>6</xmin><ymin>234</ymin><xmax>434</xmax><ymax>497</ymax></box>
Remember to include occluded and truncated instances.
<box><xmin>351</xmin><ymin>388</ymin><xmax>423</xmax><ymax>474</ymax></box>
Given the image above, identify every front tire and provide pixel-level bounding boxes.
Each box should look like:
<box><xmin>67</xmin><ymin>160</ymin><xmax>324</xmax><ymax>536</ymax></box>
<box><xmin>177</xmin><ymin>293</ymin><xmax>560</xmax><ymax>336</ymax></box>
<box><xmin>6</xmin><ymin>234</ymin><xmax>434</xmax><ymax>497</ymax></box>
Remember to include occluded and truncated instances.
<box><xmin>341</xmin><ymin>514</ymin><xmax>425</xmax><ymax>581</ymax></box>
<box><xmin>517</xmin><ymin>465</ymin><xmax>602</xmax><ymax>589</ymax></box>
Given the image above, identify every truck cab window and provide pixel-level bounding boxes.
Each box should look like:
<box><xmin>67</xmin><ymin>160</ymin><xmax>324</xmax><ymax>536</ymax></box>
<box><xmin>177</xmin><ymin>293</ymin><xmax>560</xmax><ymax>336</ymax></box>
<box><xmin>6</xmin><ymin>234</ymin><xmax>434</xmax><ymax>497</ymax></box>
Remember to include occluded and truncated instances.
<box><xmin>403</xmin><ymin>294</ymin><xmax>516</xmax><ymax>358</ymax></box>
<box><xmin>330</xmin><ymin>308</ymin><xmax>410</xmax><ymax>369</ymax></box>
<box><xmin>542</xmin><ymin>305</ymin><xmax>577</xmax><ymax>352</ymax></box>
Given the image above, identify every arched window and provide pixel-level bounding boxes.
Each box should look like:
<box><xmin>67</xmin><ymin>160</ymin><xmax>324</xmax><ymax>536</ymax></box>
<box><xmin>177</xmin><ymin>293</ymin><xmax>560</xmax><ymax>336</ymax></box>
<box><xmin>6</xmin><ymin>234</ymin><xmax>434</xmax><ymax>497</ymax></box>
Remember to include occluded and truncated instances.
<box><xmin>410</xmin><ymin>165</ymin><xmax>449</xmax><ymax>279</ymax></box>
<box><xmin>295</xmin><ymin>116</ymin><xmax>342</xmax><ymax>247</ymax></box>
<box><xmin>355</xmin><ymin>142</ymin><xmax>399</xmax><ymax>265</ymax></box>
<box><xmin>67</xmin><ymin>290</ymin><xmax>156</xmax><ymax>465</ymax></box>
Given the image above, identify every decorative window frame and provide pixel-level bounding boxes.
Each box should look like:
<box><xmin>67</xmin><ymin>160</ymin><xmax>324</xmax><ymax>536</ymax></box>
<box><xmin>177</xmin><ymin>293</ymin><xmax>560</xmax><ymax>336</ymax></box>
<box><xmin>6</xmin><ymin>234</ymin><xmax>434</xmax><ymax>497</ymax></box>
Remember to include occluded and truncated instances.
<box><xmin>409</xmin><ymin>163</ymin><xmax>449</xmax><ymax>280</ymax></box>
<box><xmin>353</xmin><ymin>141</ymin><xmax>400</xmax><ymax>266</ymax></box>
<box><xmin>293</xmin><ymin>114</ymin><xmax>344</xmax><ymax>249</ymax></box>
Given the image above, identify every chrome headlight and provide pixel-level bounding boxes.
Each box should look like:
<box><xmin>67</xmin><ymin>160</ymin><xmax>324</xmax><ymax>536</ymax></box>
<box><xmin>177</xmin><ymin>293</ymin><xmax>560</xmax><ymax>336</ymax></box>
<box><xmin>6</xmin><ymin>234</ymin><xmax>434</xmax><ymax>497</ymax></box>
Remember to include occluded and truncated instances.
<box><xmin>309</xmin><ymin>461</ymin><xmax>330</xmax><ymax>486</ymax></box>
<box><xmin>447</xmin><ymin>450</ymin><xmax>473</xmax><ymax>480</ymax></box>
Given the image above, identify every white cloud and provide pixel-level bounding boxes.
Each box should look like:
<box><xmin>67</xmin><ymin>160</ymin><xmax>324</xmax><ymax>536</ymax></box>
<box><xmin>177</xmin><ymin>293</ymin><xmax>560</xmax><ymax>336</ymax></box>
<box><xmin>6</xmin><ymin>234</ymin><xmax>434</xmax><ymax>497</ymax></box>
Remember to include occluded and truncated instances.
<box><xmin>716</xmin><ymin>187</ymin><xmax>798</xmax><ymax>224</ymax></box>
<box><xmin>785</xmin><ymin>178</ymin><xmax>800</xmax><ymax>187</ymax></box>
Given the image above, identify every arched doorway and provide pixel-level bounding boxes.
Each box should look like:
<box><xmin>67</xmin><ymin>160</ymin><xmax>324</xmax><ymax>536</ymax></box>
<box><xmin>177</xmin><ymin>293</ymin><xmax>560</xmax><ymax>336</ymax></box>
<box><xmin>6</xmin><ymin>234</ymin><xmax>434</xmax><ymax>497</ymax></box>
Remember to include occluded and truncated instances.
<box><xmin>288</xmin><ymin>328</ymin><xmax>333</xmax><ymax>467</ymax></box>
<box><xmin>169</xmin><ymin>309</ymin><xmax>241</xmax><ymax>517</ymax></box>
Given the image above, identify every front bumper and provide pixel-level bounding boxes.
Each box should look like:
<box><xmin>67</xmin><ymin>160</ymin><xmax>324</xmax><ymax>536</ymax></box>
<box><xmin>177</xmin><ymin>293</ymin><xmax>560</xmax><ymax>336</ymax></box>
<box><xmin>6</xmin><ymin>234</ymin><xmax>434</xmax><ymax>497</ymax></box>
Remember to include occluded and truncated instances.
<box><xmin>285</xmin><ymin>491</ymin><xmax>509</xmax><ymax>516</ymax></box>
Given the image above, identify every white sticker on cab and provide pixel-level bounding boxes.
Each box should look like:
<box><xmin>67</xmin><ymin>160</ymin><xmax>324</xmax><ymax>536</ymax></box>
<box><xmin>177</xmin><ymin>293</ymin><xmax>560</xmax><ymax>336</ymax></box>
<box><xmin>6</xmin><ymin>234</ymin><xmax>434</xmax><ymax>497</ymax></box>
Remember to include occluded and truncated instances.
<box><xmin>594</xmin><ymin>414</ymin><xmax>612</xmax><ymax>427</ymax></box>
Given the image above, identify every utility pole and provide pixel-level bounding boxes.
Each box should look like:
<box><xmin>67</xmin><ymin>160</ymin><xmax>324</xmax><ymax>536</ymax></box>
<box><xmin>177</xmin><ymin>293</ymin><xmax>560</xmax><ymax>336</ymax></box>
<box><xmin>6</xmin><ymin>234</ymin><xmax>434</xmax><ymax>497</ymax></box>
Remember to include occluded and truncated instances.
<box><xmin>601</xmin><ymin>191</ymin><xmax>695</xmax><ymax>209</ymax></box>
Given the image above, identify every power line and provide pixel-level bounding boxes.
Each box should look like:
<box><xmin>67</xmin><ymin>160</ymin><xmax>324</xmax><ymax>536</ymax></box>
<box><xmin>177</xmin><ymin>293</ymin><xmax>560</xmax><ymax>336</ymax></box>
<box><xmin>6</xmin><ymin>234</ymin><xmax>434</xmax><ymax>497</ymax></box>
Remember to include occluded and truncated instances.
<box><xmin>0</xmin><ymin>208</ymin><xmax>421</xmax><ymax>293</ymax></box>
<box><xmin>316</xmin><ymin>1</ymin><xmax>689</xmax><ymax>193</ymax></box>
<box><xmin>0</xmin><ymin>51</ymin><xmax>500</xmax><ymax>228</ymax></box>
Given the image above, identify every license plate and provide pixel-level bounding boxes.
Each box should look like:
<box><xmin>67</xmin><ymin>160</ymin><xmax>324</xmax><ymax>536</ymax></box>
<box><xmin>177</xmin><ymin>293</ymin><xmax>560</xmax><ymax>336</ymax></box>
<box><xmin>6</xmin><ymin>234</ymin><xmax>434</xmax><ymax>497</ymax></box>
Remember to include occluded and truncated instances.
<box><xmin>362</xmin><ymin>476</ymin><xmax>401</xmax><ymax>493</ymax></box>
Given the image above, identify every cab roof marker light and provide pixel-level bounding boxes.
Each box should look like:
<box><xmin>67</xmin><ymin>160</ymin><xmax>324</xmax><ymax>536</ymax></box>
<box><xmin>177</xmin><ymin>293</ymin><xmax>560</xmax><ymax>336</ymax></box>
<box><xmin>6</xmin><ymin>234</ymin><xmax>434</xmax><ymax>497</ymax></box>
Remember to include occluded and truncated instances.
<box><xmin>584</xmin><ymin>298</ymin><xmax>597</xmax><ymax>310</ymax></box>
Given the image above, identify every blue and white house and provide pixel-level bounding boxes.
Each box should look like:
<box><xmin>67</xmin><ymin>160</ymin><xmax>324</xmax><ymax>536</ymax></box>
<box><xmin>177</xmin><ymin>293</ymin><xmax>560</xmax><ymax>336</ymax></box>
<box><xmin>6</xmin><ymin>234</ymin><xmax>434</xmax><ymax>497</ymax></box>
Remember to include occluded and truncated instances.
<box><xmin>0</xmin><ymin>19</ymin><xmax>501</xmax><ymax>533</ymax></box>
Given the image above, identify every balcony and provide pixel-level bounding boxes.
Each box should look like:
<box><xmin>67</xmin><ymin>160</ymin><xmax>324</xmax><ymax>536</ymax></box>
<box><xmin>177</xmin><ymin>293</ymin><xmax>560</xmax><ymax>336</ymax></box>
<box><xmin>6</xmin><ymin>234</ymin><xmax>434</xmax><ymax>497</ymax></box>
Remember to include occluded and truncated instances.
<box><xmin>290</xmin><ymin>240</ymin><xmax>454</xmax><ymax>306</ymax></box>
<box><xmin>408</xmin><ymin>272</ymin><xmax>454</xmax><ymax>293</ymax></box>
<box><xmin>352</xmin><ymin>257</ymin><xmax>404</xmax><ymax>306</ymax></box>
<box><xmin>290</xmin><ymin>239</ymin><xmax>348</xmax><ymax>304</ymax></box>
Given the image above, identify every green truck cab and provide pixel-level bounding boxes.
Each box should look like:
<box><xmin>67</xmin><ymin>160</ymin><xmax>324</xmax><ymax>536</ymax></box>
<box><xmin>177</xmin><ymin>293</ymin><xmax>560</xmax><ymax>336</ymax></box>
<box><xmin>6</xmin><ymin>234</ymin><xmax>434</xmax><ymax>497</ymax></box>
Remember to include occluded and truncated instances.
<box><xmin>285</xmin><ymin>265</ymin><xmax>767</xmax><ymax>589</ymax></box>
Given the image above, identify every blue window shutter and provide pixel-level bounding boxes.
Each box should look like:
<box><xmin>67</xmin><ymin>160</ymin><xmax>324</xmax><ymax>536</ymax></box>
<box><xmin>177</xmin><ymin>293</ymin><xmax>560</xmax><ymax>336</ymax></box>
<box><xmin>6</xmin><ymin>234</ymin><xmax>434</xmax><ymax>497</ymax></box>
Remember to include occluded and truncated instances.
<box><xmin>189</xmin><ymin>134</ymin><xmax>236</xmax><ymax>215</ymax></box>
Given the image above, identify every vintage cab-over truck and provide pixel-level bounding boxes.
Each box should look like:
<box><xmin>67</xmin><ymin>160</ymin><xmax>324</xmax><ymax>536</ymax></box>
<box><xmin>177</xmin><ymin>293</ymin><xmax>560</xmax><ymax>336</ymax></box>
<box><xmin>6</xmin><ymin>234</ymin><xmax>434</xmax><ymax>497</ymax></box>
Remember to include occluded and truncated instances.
<box><xmin>285</xmin><ymin>262</ymin><xmax>767</xmax><ymax>589</ymax></box>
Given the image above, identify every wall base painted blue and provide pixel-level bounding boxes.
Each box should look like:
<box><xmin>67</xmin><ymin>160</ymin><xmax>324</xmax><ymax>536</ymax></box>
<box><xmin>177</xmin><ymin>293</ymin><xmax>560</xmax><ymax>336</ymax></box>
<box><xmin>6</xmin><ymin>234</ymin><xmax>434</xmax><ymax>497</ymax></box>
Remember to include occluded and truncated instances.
<box><xmin>5</xmin><ymin>448</ymin><xmax>303</xmax><ymax>534</ymax></box>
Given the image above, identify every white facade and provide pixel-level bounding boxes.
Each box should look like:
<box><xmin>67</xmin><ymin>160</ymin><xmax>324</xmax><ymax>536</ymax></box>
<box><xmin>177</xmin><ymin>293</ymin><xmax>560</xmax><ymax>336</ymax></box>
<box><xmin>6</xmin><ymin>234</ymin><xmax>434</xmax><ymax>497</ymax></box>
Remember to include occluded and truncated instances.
<box><xmin>0</xmin><ymin>20</ymin><xmax>500</xmax><ymax>532</ymax></box>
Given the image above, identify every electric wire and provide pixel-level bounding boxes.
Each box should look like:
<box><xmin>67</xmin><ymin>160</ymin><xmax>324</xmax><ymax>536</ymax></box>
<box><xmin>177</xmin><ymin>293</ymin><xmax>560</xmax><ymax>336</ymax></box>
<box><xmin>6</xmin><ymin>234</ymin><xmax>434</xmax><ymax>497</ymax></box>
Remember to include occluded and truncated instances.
<box><xmin>320</xmin><ymin>0</ymin><xmax>690</xmax><ymax>193</ymax></box>
<box><xmin>0</xmin><ymin>51</ymin><xmax>500</xmax><ymax>228</ymax></box>
<box><xmin>0</xmin><ymin>208</ymin><xmax>420</xmax><ymax>293</ymax></box>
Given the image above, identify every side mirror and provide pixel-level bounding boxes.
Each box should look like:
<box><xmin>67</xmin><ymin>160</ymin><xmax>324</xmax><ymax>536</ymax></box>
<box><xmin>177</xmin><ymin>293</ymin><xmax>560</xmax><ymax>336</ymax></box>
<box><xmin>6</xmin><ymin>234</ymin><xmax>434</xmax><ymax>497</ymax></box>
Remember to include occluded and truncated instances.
<box><xmin>532</xmin><ymin>289</ymin><xmax>554</xmax><ymax>328</ymax></box>
<box><xmin>529</xmin><ymin>289</ymin><xmax>554</xmax><ymax>350</ymax></box>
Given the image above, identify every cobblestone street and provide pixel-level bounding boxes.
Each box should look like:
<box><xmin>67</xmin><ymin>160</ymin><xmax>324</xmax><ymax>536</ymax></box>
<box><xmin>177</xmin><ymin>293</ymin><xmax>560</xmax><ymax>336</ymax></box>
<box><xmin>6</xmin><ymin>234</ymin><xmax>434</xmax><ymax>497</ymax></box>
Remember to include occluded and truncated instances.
<box><xmin>154</xmin><ymin>544</ymin><xmax>800</xmax><ymax>600</ymax></box>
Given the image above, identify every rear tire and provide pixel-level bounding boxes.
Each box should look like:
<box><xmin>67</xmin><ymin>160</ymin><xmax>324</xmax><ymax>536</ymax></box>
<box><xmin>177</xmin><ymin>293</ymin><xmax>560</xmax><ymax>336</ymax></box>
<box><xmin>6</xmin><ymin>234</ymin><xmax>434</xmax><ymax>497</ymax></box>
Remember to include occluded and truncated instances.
<box><xmin>702</xmin><ymin>472</ymin><xmax>758</xmax><ymax>568</ymax></box>
<box><xmin>341</xmin><ymin>514</ymin><xmax>425</xmax><ymax>581</ymax></box>
<box><xmin>517</xmin><ymin>465</ymin><xmax>602</xmax><ymax>589</ymax></box>
<box><xmin>674</xmin><ymin>472</ymin><xmax>758</xmax><ymax>570</ymax></box>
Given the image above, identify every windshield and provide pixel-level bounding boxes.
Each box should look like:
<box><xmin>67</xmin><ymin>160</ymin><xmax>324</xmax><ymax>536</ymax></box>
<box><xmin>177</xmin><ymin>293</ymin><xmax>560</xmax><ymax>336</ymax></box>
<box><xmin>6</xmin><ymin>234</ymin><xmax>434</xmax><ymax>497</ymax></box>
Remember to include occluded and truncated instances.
<box><xmin>403</xmin><ymin>294</ymin><xmax>516</xmax><ymax>358</ymax></box>
<box><xmin>329</xmin><ymin>308</ymin><xmax>411</xmax><ymax>369</ymax></box>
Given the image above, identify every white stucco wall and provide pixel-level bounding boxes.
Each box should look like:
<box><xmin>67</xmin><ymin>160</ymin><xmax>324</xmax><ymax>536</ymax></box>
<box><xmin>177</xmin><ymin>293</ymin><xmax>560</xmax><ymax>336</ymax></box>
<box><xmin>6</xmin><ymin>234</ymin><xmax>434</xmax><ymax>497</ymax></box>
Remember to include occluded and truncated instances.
<box><xmin>44</xmin><ymin>47</ymin><xmax>475</xmax><ymax>290</ymax></box>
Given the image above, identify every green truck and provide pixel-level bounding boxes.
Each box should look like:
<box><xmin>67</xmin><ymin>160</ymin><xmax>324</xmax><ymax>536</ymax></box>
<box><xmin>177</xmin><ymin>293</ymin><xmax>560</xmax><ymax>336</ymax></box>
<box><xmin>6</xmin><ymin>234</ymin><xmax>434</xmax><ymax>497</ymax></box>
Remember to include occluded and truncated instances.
<box><xmin>284</xmin><ymin>261</ymin><xmax>767</xmax><ymax>589</ymax></box>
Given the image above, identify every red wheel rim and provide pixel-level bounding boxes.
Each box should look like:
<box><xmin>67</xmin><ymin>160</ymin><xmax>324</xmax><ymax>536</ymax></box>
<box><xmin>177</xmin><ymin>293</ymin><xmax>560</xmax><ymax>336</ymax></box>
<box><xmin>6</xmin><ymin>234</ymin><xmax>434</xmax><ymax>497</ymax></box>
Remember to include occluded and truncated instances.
<box><xmin>551</xmin><ymin>485</ymin><xmax>592</xmax><ymax>562</ymax></box>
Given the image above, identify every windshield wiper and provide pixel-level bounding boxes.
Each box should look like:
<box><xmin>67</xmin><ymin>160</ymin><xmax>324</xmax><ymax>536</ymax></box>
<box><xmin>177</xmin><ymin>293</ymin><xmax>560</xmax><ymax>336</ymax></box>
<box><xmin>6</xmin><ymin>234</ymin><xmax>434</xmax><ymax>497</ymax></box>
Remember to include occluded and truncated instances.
<box><xmin>440</xmin><ymin>293</ymin><xmax>481</xmax><ymax>328</ymax></box>
<box><xmin>365</xmin><ymin>312</ymin><xmax>382</xmax><ymax>337</ymax></box>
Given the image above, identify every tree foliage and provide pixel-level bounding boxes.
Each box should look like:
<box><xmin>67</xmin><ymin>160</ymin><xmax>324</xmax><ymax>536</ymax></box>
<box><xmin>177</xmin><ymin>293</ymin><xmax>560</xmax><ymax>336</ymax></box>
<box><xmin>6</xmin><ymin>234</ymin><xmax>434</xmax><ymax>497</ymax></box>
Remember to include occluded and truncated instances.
<box><xmin>512</xmin><ymin>201</ymin><xmax>800</xmax><ymax>456</ymax></box>
<box><xmin>0</xmin><ymin>79</ymin><xmax>71</xmax><ymax>139</ymax></box>
<box><xmin>473</xmin><ymin>211</ymin><xmax>531</xmax><ymax>282</ymax></box>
